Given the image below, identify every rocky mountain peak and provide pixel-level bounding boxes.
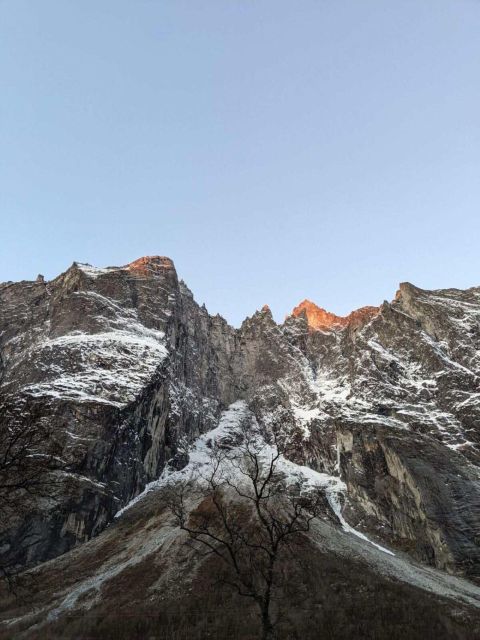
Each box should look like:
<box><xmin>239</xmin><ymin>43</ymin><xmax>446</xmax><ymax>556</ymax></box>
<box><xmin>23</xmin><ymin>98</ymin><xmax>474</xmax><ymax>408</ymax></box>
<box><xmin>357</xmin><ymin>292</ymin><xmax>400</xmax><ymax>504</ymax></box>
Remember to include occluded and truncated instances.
<box><xmin>291</xmin><ymin>299</ymin><xmax>349</xmax><ymax>330</ymax></box>
<box><xmin>126</xmin><ymin>255</ymin><xmax>176</xmax><ymax>275</ymax></box>
<box><xmin>290</xmin><ymin>299</ymin><xmax>380</xmax><ymax>331</ymax></box>
<box><xmin>346</xmin><ymin>305</ymin><xmax>380</xmax><ymax>328</ymax></box>
<box><xmin>67</xmin><ymin>255</ymin><xmax>176</xmax><ymax>281</ymax></box>
<box><xmin>394</xmin><ymin>281</ymin><xmax>423</xmax><ymax>303</ymax></box>
<box><xmin>258</xmin><ymin>304</ymin><xmax>274</xmax><ymax>320</ymax></box>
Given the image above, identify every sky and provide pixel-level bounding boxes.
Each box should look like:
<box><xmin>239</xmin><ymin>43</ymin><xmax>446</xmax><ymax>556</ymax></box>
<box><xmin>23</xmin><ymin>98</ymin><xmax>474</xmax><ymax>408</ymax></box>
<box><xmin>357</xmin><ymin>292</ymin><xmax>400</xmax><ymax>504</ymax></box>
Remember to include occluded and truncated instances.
<box><xmin>1</xmin><ymin>1</ymin><xmax>479</xmax><ymax>326</ymax></box>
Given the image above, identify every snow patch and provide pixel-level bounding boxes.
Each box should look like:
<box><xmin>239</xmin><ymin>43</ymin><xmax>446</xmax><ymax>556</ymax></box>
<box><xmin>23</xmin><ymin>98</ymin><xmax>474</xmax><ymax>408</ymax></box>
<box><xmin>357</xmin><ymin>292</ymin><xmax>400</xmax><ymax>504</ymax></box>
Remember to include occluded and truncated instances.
<box><xmin>23</xmin><ymin>329</ymin><xmax>167</xmax><ymax>407</ymax></box>
<box><xmin>116</xmin><ymin>401</ymin><xmax>395</xmax><ymax>556</ymax></box>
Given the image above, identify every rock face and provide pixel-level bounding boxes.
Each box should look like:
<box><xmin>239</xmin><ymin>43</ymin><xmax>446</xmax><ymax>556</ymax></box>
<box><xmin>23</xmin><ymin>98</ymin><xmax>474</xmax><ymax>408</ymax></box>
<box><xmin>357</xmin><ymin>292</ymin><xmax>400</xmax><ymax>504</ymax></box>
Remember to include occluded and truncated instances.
<box><xmin>1</xmin><ymin>257</ymin><xmax>480</xmax><ymax>588</ymax></box>
<box><xmin>291</xmin><ymin>299</ymin><xmax>379</xmax><ymax>330</ymax></box>
<box><xmin>0</xmin><ymin>257</ymin><xmax>236</xmax><ymax>566</ymax></box>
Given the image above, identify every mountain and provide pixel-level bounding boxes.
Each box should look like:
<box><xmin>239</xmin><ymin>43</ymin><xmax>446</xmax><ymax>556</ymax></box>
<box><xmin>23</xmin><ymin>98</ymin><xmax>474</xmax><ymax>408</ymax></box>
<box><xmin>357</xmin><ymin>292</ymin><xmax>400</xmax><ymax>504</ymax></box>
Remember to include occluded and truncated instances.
<box><xmin>1</xmin><ymin>256</ymin><xmax>480</xmax><ymax>639</ymax></box>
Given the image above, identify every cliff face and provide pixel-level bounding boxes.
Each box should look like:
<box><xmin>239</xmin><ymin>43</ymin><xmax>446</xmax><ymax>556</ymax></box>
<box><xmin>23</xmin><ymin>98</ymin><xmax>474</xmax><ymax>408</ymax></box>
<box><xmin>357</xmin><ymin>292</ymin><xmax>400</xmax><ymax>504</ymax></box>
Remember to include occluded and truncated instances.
<box><xmin>1</xmin><ymin>257</ymin><xmax>480</xmax><ymax>587</ymax></box>
<box><xmin>0</xmin><ymin>257</ymin><xmax>237</xmax><ymax>565</ymax></box>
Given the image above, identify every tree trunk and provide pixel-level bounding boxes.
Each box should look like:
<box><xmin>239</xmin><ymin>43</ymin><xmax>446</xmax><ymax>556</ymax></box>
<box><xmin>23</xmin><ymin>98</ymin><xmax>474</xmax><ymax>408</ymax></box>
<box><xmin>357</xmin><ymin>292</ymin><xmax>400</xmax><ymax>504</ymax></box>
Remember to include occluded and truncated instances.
<box><xmin>260</xmin><ymin>554</ymin><xmax>276</xmax><ymax>639</ymax></box>
<box><xmin>261</xmin><ymin>610</ymin><xmax>275</xmax><ymax>640</ymax></box>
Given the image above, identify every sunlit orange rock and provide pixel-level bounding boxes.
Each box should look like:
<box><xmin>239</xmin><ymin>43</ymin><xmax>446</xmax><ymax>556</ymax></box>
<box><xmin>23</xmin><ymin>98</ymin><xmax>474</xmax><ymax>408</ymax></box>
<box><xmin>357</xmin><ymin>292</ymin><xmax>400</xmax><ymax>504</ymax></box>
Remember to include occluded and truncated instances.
<box><xmin>127</xmin><ymin>256</ymin><xmax>175</xmax><ymax>274</ymax></box>
<box><xmin>291</xmin><ymin>299</ymin><xmax>379</xmax><ymax>331</ymax></box>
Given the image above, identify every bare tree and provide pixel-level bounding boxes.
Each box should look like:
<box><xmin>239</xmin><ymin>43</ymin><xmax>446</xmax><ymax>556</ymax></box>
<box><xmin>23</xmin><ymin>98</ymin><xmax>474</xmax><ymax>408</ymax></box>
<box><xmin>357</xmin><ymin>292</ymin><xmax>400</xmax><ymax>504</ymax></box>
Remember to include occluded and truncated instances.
<box><xmin>0</xmin><ymin>401</ymin><xmax>62</xmax><ymax>591</ymax></box>
<box><xmin>166</xmin><ymin>423</ymin><xmax>324</xmax><ymax>640</ymax></box>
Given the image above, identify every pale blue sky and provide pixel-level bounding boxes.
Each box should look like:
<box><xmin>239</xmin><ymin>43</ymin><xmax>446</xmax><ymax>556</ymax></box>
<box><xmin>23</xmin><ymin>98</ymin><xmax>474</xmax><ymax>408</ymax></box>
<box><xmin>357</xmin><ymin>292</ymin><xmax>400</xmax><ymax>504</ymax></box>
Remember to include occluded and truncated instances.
<box><xmin>1</xmin><ymin>1</ymin><xmax>479</xmax><ymax>326</ymax></box>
